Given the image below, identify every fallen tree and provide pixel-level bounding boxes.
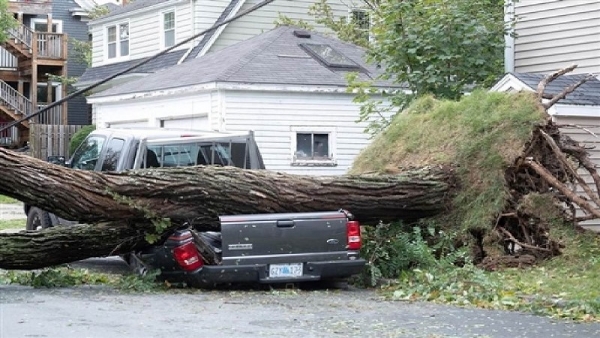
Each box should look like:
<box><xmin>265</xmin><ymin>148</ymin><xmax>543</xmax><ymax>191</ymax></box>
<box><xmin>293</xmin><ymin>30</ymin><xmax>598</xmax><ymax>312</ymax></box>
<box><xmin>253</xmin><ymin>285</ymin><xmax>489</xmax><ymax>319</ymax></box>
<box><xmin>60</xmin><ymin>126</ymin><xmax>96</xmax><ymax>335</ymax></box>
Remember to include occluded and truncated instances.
<box><xmin>0</xmin><ymin>152</ymin><xmax>455</xmax><ymax>269</ymax></box>
<box><xmin>0</xmin><ymin>65</ymin><xmax>598</xmax><ymax>271</ymax></box>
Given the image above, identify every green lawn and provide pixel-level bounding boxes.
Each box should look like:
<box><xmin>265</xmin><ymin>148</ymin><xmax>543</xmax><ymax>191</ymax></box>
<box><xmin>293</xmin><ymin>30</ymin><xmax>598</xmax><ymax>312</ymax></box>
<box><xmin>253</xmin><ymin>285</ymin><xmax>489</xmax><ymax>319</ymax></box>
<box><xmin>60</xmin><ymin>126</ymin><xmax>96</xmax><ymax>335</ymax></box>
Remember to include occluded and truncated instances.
<box><xmin>0</xmin><ymin>195</ymin><xmax>19</xmax><ymax>204</ymax></box>
<box><xmin>0</xmin><ymin>219</ymin><xmax>25</xmax><ymax>231</ymax></box>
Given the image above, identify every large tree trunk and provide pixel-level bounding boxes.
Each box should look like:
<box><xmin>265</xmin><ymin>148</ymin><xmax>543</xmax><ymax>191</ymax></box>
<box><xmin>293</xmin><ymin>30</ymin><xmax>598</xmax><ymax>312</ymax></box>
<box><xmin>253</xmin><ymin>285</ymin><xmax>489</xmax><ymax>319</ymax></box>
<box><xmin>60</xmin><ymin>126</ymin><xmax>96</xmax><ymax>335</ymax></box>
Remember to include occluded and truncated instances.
<box><xmin>0</xmin><ymin>149</ymin><xmax>455</xmax><ymax>270</ymax></box>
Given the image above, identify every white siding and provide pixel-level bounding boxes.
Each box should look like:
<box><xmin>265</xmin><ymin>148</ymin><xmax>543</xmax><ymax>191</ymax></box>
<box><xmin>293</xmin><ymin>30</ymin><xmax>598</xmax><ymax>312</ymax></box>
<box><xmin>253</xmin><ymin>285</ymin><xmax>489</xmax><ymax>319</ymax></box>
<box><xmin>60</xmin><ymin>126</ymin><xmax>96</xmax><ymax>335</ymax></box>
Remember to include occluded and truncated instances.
<box><xmin>93</xmin><ymin>92</ymin><xmax>214</xmax><ymax>129</ymax></box>
<box><xmin>513</xmin><ymin>0</ymin><xmax>600</xmax><ymax>74</ymax></box>
<box><xmin>90</xmin><ymin>1</ymin><xmax>194</xmax><ymax>67</ymax></box>
<box><xmin>194</xmin><ymin>0</ymin><xmax>230</xmax><ymax>34</ymax></box>
<box><xmin>208</xmin><ymin>0</ymin><xmax>360</xmax><ymax>52</ymax></box>
<box><xmin>553</xmin><ymin>115</ymin><xmax>600</xmax><ymax>233</ymax></box>
<box><xmin>221</xmin><ymin>90</ymin><xmax>372</xmax><ymax>176</ymax></box>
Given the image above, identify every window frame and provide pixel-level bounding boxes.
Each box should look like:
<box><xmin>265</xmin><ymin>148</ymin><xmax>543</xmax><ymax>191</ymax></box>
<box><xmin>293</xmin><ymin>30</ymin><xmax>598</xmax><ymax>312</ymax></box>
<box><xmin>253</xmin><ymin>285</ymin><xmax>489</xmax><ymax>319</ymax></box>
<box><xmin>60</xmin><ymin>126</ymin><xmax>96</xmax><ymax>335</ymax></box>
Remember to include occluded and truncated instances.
<box><xmin>105</xmin><ymin>21</ymin><xmax>130</xmax><ymax>61</ymax></box>
<box><xmin>349</xmin><ymin>8</ymin><xmax>372</xmax><ymax>43</ymax></box>
<box><xmin>290</xmin><ymin>127</ymin><xmax>337</xmax><ymax>167</ymax></box>
<box><xmin>161</xmin><ymin>9</ymin><xmax>176</xmax><ymax>50</ymax></box>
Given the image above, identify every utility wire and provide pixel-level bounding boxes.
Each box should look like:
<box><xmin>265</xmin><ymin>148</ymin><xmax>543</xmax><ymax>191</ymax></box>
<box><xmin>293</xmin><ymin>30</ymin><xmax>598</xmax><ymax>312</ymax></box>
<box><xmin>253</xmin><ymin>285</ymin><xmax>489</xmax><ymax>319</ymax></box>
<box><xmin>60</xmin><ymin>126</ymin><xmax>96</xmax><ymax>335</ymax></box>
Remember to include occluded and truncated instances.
<box><xmin>0</xmin><ymin>0</ymin><xmax>277</xmax><ymax>133</ymax></box>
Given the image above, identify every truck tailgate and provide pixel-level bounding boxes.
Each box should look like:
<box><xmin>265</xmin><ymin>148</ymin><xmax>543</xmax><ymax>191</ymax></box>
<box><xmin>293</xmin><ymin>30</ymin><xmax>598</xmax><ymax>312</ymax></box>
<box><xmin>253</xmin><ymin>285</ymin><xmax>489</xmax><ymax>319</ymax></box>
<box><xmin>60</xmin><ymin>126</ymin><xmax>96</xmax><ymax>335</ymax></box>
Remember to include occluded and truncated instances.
<box><xmin>219</xmin><ymin>210</ymin><xmax>349</xmax><ymax>266</ymax></box>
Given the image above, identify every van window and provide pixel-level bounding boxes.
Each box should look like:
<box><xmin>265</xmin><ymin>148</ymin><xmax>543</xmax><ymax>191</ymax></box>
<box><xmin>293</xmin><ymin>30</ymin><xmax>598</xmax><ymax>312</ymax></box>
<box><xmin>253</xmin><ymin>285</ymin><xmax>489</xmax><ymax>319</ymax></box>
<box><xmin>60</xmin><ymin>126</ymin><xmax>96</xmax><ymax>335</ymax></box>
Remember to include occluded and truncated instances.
<box><xmin>70</xmin><ymin>136</ymin><xmax>106</xmax><ymax>171</ymax></box>
<box><xmin>101</xmin><ymin>138</ymin><xmax>125</xmax><ymax>171</ymax></box>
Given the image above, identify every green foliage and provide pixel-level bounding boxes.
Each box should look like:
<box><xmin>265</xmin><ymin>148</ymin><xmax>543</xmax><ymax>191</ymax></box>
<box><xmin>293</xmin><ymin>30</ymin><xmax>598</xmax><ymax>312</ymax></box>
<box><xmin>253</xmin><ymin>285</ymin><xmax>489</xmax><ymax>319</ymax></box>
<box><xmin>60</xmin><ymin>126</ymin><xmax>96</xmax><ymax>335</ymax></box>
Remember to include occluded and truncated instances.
<box><xmin>0</xmin><ymin>268</ymin><xmax>111</xmax><ymax>288</ymax></box>
<box><xmin>69</xmin><ymin>125</ymin><xmax>96</xmax><ymax>155</ymax></box>
<box><xmin>106</xmin><ymin>190</ymin><xmax>173</xmax><ymax>244</ymax></box>
<box><xmin>0</xmin><ymin>267</ymin><xmax>165</xmax><ymax>292</ymax></box>
<box><xmin>274</xmin><ymin>13</ymin><xmax>315</xmax><ymax>30</ymax></box>
<box><xmin>88</xmin><ymin>5</ymin><xmax>110</xmax><ymax>20</ymax></box>
<box><xmin>113</xmin><ymin>269</ymin><xmax>164</xmax><ymax>293</ymax></box>
<box><xmin>352</xmin><ymin>91</ymin><xmax>545</xmax><ymax>232</ymax></box>
<box><xmin>308</xmin><ymin>0</ymin><xmax>370</xmax><ymax>48</ymax></box>
<box><xmin>0</xmin><ymin>0</ymin><xmax>18</xmax><ymax>43</ymax></box>
<box><xmin>70</xmin><ymin>38</ymin><xmax>92</xmax><ymax>67</ymax></box>
<box><xmin>383</xmin><ymin>226</ymin><xmax>600</xmax><ymax>322</ymax></box>
<box><xmin>370</xmin><ymin>0</ymin><xmax>506</xmax><ymax>100</ymax></box>
<box><xmin>346</xmin><ymin>72</ymin><xmax>413</xmax><ymax>138</ymax></box>
<box><xmin>359</xmin><ymin>221</ymin><xmax>467</xmax><ymax>287</ymax></box>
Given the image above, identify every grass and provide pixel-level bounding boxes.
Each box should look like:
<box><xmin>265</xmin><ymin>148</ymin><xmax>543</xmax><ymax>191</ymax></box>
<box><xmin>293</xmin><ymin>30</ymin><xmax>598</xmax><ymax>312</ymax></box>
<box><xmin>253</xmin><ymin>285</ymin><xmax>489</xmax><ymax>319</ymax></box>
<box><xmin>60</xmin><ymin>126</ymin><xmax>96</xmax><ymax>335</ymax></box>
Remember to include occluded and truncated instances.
<box><xmin>0</xmin><ymin>195</ymin><xmax>19</xmax><ymax>204</ymax></box>
<box><xmin>381</xmin><ymin>225</ymin><xmax>600</xmax><ymax>321</ymax></box>
<box><xmin>0</xmin><ymin>219</ymin><xmax>25</xmax><ymax>231</ymax></box>
<box><xmin>351</xmin><ymin>90</ymin><xmax>546</xmax><ymax>232</ymax></box>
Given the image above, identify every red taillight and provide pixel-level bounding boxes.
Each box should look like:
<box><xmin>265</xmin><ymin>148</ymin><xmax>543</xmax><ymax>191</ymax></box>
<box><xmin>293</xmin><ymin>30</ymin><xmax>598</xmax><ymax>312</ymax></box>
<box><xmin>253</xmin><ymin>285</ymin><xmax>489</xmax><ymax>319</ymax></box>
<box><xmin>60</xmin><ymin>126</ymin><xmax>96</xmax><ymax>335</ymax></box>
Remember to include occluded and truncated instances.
<box><xmin>173</xmin><ymin>242</ymin><xmax>203</xmax><ymax>271</ymax></box>
<box><xmin>346</xmin><ymin>220</ymin><xmax>361</xmax><ymax>250</ymax></box>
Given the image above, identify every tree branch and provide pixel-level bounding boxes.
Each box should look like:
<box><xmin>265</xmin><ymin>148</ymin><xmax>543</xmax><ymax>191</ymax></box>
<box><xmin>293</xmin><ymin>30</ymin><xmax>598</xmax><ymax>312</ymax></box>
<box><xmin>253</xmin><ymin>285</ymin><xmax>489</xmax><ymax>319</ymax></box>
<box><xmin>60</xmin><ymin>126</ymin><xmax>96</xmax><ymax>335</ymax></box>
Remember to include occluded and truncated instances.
<box><xmin>498</xmin><ymin>227</ymin><xmax>551</xmax><ymax>252</ymax></box>
<box><xmin>524</xmin><ymin>159</ymin><xmax>600</xmax><ymax>220</ymax></box>
<box><xmin>542</xmin><ymin>74</ymin><xmax>595</xmax><ymax>110</ymax></box>
<box><xmin>536</xmin><ymin>64</ymin><xmax>577</xmax><ymax>100</ymax></box>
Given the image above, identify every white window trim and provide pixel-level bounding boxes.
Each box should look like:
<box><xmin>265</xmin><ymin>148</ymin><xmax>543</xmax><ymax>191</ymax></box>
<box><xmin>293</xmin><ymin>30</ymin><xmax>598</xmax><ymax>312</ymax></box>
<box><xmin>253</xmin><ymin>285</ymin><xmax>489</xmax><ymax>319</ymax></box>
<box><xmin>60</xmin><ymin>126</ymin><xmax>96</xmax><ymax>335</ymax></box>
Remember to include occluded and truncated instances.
<box><xmin>30</xmin><ymin>18</ymin><xmax>63</xmax><ymax>33</ymax></box>
<box><xmin>36</xmin><ymin>82</ymin><xmax>63</xmax><ymax>103</ymax></box>
<box><xmin>104</xmin><ymin>20</ymin><xmax>130</xmax><ymax>63</ymax></box>
<box><xmin>290</xmin><ymin>126</ymin><xmax>337</xmax><ymax>167</ymax></box>
<box><xmin>160</xmin><ymin>9</ymin><xmax>176</xmax><ymax>50</ymax></box>
<box><xmin>348</xmin><ymin>8</ymin><xmax>373</xmax><ymax>43</ymax></box>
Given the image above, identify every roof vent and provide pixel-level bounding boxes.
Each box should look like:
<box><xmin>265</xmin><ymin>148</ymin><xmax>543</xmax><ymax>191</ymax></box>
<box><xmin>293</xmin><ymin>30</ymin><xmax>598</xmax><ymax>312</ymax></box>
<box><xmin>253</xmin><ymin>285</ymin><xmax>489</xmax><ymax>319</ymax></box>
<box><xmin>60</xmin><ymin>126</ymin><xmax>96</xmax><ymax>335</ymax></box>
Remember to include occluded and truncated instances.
<box><xmin>293</xmin><ymin>30</ymin><xmax>311</xmax><ymax>38</ymax></box>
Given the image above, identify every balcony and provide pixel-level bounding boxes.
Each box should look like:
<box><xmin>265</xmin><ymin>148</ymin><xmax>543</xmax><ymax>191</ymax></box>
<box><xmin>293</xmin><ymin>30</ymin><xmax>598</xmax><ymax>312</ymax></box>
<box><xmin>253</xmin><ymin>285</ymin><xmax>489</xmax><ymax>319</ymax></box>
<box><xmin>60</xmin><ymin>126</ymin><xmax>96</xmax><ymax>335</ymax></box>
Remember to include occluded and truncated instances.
<box><xmin>8</xmin><ymin>0</ymin><xmax>52</xmax><ymax>15</ymax></box>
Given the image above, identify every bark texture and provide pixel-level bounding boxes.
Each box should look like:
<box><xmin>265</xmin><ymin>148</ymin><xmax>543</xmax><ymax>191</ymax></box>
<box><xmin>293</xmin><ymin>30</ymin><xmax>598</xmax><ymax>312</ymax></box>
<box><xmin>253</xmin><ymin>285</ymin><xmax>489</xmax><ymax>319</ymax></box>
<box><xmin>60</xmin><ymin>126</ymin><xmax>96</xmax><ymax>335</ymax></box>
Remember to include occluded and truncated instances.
<box><xmin>0</xmin><ymin>149</ymin><xmax>456</xmax><ymax>269</ymax></box>
<box><xmin>0</xmin><ymin>148</ymin><xmax>455</xmax><ymax>228</ymax></box>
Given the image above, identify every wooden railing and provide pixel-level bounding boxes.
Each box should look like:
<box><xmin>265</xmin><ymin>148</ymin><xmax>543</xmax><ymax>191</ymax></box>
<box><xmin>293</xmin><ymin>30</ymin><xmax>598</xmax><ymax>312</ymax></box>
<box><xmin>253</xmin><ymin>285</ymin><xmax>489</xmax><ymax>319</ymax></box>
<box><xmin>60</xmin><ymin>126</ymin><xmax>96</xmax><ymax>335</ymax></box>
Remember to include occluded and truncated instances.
<box><xmin>0</xmin><ymin>80</ymin><xmax>33</xmax><ymax>116</ymax></box>
<box><xmin>34</xmin><ymin>103</ymin><xmax>64</xmax><ymax>125</ymax></box>
<box><xmin>8</xmin><ymin>23</ymin><xmax>33</xmax><ymax>49</ymax></box>
<box><xmin>36</xmin><ymin>32</ymin><xmax>67</xmax><ymax>59</ymax></box>
<box><xmin>0</xmin><ymin>122</ymin><xmax>19</xmax><ymax>146</ymax></box>
<box><xmin>7</xmin><ymin>23</ymin><xmax>67</xmax><ymax>59</ymax></box>
<box><xmin>0</xmin><ymin>47</ymin><xmax>17</xmax><ymax>69</ymax></box>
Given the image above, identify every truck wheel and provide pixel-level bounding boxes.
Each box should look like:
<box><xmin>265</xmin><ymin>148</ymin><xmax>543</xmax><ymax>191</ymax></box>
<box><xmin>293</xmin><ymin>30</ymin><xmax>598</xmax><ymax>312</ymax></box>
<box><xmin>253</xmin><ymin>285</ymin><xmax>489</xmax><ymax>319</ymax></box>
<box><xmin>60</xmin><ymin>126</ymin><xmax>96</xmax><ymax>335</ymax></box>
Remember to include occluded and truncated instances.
<box><xmin>26</xmin><ymin>207</ymin><xmax>52</xmax><ymax>231</ymax></box>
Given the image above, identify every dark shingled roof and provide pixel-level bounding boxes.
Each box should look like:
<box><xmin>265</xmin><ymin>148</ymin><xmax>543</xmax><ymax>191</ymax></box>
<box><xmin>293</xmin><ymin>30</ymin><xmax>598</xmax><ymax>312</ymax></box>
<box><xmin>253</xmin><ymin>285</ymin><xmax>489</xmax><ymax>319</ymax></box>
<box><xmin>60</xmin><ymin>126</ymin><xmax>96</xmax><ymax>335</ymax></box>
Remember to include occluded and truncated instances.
<box><xmin>91</xmin><ymin>26</ymin><xmax>403</xmax><ymax>98</ymax></box>
<box><xmin>78</xmin><ymin>49</ymin><xmax>187</xmax><ymax>85</ymax></box>
<box><xmin>183</xmin><ymin>0</ymin><xmax>242</xmax><ymax>62</ymax></box>
<box><xmin>512</xmin><ymin>72</ymin><xmax>600</xmax><ymax>106</ymax></box>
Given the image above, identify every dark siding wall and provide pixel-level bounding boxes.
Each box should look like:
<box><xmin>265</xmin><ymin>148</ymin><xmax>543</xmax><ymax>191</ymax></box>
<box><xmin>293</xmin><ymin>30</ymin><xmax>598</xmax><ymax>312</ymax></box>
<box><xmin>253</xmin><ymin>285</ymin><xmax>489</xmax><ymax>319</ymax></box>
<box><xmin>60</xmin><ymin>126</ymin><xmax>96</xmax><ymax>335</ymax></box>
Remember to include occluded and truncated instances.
<box><xmin>53</xmin><ymin>0</ymin><xmax>91</xmax><ymax>125</ymax></box>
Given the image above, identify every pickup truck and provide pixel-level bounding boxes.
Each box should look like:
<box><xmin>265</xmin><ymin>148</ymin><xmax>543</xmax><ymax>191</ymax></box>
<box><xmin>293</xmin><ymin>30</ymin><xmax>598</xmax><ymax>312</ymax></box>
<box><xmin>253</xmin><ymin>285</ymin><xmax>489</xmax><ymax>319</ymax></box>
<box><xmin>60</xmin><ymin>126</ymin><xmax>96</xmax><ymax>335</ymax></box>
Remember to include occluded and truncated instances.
<box><xmin>25</xmin><ymin>127</ymin><xmax>365</xmax><ymax>287</ymax></box>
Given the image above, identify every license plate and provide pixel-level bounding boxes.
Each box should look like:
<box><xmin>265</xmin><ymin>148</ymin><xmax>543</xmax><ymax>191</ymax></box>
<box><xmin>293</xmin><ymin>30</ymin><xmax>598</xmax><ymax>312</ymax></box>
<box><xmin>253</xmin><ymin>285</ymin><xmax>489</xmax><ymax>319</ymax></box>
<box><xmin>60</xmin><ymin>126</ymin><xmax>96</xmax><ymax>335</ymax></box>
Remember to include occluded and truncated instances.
<box><xmin>269</xmin><ymin>263</ymin><xmax>303</xmax><ymax>278</ymax></box>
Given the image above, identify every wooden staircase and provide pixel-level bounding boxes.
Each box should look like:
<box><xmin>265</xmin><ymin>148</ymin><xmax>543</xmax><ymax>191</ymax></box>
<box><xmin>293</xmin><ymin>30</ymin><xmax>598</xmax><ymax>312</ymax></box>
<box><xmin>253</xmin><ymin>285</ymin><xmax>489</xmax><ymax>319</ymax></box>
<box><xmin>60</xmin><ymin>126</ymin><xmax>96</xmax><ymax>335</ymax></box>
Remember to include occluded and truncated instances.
<box><xmin>0</xmin><ymin>21</ymin><xmax>67</xmax><ymax>147</ymax></box>
<box><xmin>0</xmin><ymin>79</ymin><xmax>32</xmax><ymax>128</ymax></box>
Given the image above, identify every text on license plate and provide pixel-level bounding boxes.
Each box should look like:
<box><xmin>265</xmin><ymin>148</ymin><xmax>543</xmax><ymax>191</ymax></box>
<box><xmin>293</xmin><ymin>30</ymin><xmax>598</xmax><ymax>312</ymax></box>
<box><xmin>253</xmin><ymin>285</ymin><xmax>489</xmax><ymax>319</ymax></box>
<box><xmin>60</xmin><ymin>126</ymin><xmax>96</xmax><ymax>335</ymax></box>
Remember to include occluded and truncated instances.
<box><xmin>269</xmin><ymin>263</ymin><xmax>303</xmax><ymax>278</ymax></box>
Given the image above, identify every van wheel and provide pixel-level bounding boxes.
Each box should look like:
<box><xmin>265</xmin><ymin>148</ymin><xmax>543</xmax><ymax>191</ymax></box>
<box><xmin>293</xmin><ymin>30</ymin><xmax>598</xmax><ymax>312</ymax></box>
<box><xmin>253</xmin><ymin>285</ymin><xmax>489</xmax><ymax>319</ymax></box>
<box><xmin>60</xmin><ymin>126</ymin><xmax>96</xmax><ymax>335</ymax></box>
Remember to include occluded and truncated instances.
<box><xmin>26</xmin><ymin>207</ymin><xmax>52</xmax><ymax>231</ymax></box>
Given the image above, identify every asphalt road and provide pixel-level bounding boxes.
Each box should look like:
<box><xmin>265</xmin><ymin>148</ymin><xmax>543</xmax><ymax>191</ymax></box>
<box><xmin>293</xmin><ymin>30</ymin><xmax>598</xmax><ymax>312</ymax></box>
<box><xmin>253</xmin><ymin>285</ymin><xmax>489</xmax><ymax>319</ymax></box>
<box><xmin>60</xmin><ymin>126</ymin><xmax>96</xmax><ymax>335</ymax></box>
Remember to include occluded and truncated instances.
<box><xmin>2</xmin><ymin>205</ymin><xmax>600</xmax><ymax>337</ymax></box>
<box><xmin>2</xmin><ymin>279</ymin><xmax>600</xmax><ymax>338</ymax></box>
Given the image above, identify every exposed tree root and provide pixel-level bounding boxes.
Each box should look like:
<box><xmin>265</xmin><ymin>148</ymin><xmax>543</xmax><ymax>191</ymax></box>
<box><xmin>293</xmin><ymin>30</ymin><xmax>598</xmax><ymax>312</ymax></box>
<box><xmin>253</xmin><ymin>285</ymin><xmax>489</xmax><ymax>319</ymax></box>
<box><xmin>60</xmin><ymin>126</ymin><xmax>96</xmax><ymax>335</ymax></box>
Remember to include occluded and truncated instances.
<box><xmin>483</xmin><ymin>65</ymin><xmax>598</xmax><ymax>267</ymax></box>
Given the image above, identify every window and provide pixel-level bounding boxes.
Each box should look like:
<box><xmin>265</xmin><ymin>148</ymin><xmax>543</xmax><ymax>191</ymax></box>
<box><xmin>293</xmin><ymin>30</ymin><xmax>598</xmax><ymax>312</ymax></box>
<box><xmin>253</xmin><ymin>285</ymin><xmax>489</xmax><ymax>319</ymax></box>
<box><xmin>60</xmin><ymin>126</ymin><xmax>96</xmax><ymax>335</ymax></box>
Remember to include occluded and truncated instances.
<box><xmin>294</xmin><ymin>132</ymin><xmax>335</xmax><ymax>166</ymax></box>
<box><xmin>162</xmin><ymin>11</ymin><xmax>175</xmax><ymax>48</ymax></box>
<box><xmin>107</xmin><ymin>22</ymin><xmax>129</xmax><ymax>59</ymax></box>
<box><xmin>300</xmin><ymin>43</ymin><xmax>361</xmax><ymax>70</ymax></box>
<box><xmin>351</xmin><ymin>9</ymin><xmax>370</xmax><ymax>42</ymax></box>
<box><xmin>143</xmin><ymin>141</ymin><xmax>250</xmax><ymax>169</ymax></box>
<box><xmin>70</xmin><ymin>136</ymin><xmax>106</xmax><ymax>171</ymax></box>
<box><xmin>101</xmin><ymin>138</ymin><xmax>125</xmax><ymax>171</ymax></box>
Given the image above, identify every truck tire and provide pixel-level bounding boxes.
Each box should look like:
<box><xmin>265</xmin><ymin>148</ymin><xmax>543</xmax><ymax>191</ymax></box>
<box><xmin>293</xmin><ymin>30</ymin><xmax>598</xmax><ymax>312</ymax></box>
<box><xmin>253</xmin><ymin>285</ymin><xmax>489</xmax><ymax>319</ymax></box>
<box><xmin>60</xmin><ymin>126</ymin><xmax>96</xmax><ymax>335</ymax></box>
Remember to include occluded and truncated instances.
<box><xmin>26</xmin><ymin>207</ymin><xmax>52</xmax><ymax>231</ymax></box>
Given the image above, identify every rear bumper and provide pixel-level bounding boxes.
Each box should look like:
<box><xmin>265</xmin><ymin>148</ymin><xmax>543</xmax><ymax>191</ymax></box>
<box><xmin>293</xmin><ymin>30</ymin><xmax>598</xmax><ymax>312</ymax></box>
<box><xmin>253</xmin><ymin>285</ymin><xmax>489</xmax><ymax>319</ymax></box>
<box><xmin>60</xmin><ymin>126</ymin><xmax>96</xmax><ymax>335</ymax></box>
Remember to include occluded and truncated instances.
<box><xmin>159</xmin><ymin>259</ymin><xmax>366</xmax><ymax>288</ymax></box>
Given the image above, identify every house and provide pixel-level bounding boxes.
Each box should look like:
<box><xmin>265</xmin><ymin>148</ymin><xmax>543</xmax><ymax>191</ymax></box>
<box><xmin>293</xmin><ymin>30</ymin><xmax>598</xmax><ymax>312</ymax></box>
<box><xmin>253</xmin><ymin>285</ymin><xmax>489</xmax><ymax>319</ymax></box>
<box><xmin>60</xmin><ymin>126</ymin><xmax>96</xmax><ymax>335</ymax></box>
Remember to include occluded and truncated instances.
<box><xmin>76</xmin><ymin>0</ymin><xmax>371</xmax><ymax>93</ymax></box>
<box><xmin>86</xmin><ymin>26</ymin><xmax>401</xmax><ymax>175</ymax></box>
<box><xmin>0</xmin><ymin>0</ymin><xmax>97</xmax><ymax>148</ymax></box>
<box><xmin>496</xmin><ymin>0</ymin><xmax>600</xmax><ymax>230</ymax></box>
